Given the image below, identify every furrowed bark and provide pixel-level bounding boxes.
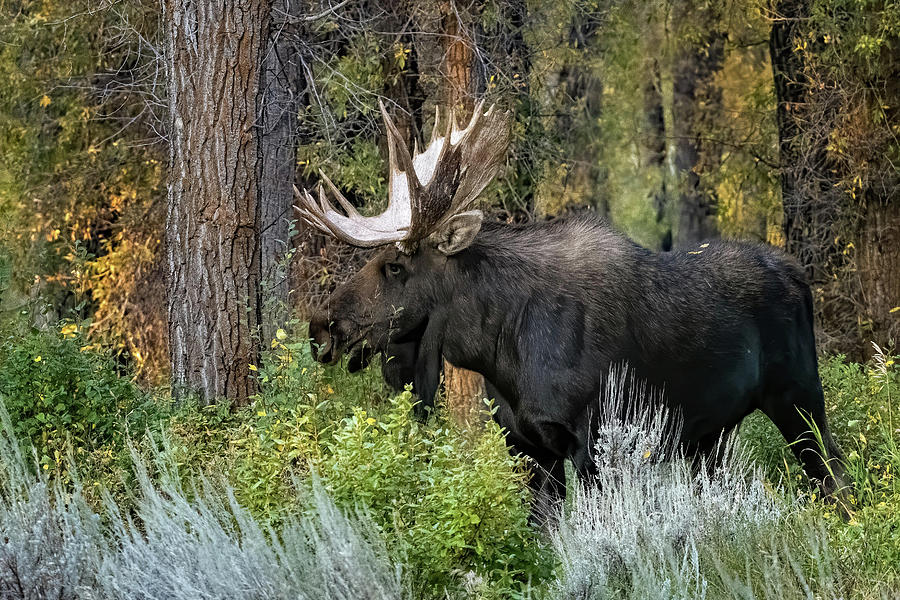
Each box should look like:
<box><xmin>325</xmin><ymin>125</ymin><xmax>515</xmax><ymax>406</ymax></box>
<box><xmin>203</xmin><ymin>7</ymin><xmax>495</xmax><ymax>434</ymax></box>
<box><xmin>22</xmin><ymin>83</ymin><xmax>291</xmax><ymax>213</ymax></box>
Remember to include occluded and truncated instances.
<box><xmin>164</xmin><ymin>0</ymin><xmax>272</xmax><ymax>405</ymax></box>
<box><xmin>413</xmin><ymin>0</ymin><xmax>487</xmax><ymax>422</ymax></box>
<box><xmin>258</xmin><ymin>0</ymin><xmax>304</xmax><ymax>344</ymax></box>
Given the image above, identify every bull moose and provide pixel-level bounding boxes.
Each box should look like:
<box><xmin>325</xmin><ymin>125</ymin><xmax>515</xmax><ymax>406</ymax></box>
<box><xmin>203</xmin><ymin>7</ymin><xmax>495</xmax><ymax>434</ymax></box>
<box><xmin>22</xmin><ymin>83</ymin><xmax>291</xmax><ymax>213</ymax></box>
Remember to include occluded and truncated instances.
<box><xmin>295</xmin><ymin>101</ymin><xmax>848</xmax><ymax>516</ymax></box>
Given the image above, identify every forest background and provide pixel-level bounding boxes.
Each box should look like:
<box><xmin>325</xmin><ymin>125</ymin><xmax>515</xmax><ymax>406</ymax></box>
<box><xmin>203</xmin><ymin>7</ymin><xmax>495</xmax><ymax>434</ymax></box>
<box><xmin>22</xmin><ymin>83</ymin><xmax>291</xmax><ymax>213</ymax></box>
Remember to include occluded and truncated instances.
<box><xmin>1</xmin><ymin>0</ymin><xmax>897</xmax><ymax>391</ymax></box>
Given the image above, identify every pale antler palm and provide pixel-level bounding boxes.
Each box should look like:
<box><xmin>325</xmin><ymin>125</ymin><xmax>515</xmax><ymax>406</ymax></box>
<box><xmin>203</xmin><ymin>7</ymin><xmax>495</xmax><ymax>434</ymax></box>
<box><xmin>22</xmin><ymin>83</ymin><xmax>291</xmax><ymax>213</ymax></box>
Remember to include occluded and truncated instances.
<box><xmin>293</xmin><ymin>100</ymin><xmax>510</xmax><ymax>253</ymax></box>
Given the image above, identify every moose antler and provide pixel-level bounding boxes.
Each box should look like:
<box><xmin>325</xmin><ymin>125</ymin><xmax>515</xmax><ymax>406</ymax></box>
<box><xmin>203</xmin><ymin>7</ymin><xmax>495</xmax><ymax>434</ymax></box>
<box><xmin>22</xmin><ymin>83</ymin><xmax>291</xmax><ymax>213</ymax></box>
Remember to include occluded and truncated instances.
<box><xmin>294</xmin><ymin>100</ymin><xmax>510</xmax><ymax>253</ymax></box>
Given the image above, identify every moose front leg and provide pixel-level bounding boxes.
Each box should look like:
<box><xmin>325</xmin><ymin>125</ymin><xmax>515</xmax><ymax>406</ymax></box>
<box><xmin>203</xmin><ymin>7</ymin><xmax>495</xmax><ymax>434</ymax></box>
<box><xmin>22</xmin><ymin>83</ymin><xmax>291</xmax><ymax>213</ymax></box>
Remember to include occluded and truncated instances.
<box><xmin>504</xmin><ymin>425</ymin><xmax>568</xmax><ymax>527</ymax></box>
<box><xmin>381</xmin><ymin>340</ymin><xmax>419</xmax><ymax>392</ymax></box>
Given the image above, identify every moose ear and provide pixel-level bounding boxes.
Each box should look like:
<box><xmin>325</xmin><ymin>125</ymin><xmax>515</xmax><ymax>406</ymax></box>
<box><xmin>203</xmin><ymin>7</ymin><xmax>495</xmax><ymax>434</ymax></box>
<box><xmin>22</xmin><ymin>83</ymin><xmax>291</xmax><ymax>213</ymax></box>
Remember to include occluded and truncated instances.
<box><xmin>433</xmin><ymin>210</ymin><xmax>483</xmax><ymax>255</ymax></box>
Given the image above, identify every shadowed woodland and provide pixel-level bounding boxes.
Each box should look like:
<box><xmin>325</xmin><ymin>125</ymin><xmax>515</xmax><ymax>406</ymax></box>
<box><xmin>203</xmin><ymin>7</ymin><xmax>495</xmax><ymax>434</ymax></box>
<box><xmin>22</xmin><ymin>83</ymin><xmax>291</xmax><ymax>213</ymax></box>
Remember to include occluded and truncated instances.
<box><xmin>0</xmin><ymin>0</ymin><xmax>899</xmax><ymax>598</ymax></box>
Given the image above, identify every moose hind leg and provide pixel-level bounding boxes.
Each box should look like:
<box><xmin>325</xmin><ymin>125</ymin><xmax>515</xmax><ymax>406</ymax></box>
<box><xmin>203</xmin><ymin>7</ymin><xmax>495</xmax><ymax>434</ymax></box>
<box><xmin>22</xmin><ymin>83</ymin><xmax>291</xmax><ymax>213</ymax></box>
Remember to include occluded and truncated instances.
<box><xmin>761</xmin><ymin>385</ymin><xmax>849</xmax><ymax>498</ymax></box>
<box><xmin>683</xmin><ymin>426</ymin><xmax>737</xmax><ymax>478</ymax></box>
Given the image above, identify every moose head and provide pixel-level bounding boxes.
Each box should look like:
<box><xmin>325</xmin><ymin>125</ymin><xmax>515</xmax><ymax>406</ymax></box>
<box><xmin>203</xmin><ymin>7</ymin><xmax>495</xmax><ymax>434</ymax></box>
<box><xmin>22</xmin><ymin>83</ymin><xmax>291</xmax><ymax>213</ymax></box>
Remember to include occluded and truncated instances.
<box><xmin>295</xmin><ymin>101</ymin><xmax>511</xmax><ymax>373</ymax></box>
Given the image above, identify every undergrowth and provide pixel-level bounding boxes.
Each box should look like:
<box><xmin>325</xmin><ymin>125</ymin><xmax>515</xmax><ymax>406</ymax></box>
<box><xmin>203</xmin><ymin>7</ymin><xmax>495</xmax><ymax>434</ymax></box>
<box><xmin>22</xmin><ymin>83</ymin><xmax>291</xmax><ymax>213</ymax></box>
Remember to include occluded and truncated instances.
<box><xmin>738</xmin><ymin>345</ymin><xmax>900</xmax><ymax>594</ymax></box>
<box><xmin>1</xmin><ymin>321</ymin><xmax>898</xmax><ymax>598</ymax></box>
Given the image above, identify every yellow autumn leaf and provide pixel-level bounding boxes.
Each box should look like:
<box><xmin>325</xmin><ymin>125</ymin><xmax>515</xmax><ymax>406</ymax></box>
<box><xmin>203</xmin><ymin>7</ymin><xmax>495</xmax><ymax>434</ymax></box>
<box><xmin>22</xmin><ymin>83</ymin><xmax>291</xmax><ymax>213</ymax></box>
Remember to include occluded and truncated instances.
<box><xmin>889</xmin><ymin>306</ymin><xmax>900</xmax><ymax>313</ymax></box>
<box><xmin>60</xmin><ymin>323</ymin><xmax>78</xmax><ymax>338</ymax></box>
<box><xmin>275</xmin><ymin>328</ymin><xmax>287</xmax><ymax>340</ymax></box>
<box><xmin>248</xmin><ymin>364</ymin><xmax>258</xmax><ymax>371</ymax></box>
<box><xmin>34</xmin><ymin>355</ymin><xmax>42</xmax><ymax>362</ymax></box>
<box><xmin>39</xmin><ymin>94</ymin><xmax>51</xmax><ymax>108</ymax></box>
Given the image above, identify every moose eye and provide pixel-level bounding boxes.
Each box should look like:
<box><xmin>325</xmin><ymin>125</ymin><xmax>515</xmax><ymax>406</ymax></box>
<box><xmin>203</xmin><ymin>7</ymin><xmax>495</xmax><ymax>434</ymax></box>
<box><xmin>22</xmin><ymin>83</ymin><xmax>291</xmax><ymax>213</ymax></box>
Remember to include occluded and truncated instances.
<box><xmin>385</xmin><ymin>262</ymin><xmax>404</xmax><ymax>277</ymax></box>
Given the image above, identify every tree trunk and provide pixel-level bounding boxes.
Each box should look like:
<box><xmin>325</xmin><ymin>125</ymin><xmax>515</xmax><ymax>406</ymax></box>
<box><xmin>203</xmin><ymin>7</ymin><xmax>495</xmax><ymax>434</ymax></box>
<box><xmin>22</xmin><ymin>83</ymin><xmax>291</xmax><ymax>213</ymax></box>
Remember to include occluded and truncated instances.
<box><xmin>443</xmin><ymin>1</ymin><xmax>486</xmax><ymax>423</ymax></box>
<box><xmin>443</xmin><ymin>1</ymin><xmax>475</xmax><ymax>109</ymax></box>
<box><xmin>671</xmin><ymin>2</ymin><xmax>725</xmax><ymax>246</ymax></box>
<box><xmin>769</xmin><ymin>0</ymin><xmax>899</xmax><ymax>356</ymax></box>
<box><xmin>164</xmin><ymin>0</ymin><xmax>271</xmax><ymax>405</ymax></box>
<box><xmin>857</xmin><ymin>199</ymin><xmax>900</xmax><ymax>346</ymax></box>
<box><xmin>641</xmin><ymin>59</ymin><xmax>671</xmax><ymax>251</ymax></box>
<box><xmin>769</xmin><ymin>0</ymin><xmax>844</xmax><ymax>284</ymax></box>
<box><xmin>413</xmin><ymin>0</ymin><xmax>478</xmax><ymax>112</ymax></box>
<box><xmin>769</xmin><ymin>0</ymin><xmax>829</xmax><ymax>275</ymax></box>
<box><xmin>258</xmin><ymin>0</ymin><xmax>303</xmax><ymax>344</ymax></box>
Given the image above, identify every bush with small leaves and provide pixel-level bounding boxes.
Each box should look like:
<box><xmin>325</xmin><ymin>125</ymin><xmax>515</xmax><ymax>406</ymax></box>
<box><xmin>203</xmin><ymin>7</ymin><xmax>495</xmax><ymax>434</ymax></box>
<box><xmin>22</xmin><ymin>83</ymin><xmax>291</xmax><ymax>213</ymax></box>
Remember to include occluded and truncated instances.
<box><xmin>313</xmin><ymin>389</ymin><xmax>551</xmax><ymax>598</ymax></box>
<box><xmin>0</xmin><ymin>324</ymin><xmax>161</xmax><ymax>475</ymax></box>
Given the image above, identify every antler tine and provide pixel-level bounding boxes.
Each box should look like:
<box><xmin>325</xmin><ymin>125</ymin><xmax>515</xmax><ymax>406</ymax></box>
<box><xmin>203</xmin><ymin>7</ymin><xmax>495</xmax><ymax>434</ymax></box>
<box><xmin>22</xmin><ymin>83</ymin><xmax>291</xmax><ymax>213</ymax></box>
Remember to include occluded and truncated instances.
<box><xmin>292</xmin><ymin>185</ymin><xmax>327</xmax><ymax>229</ymax></box>
<box><xmin>434</xmin><ymin>102</ymin><xmax>455</xmax><ymax>173</ymax></box>
<box><xmin>293</xmin><ymin>182</ymin><xmax>409</xmax><ymax>248</ymax></box>
<box><xmin>319</xmin><ymin>170</ymin><xmax>362</xmax><ymax>219</ymax></box>
<box><xmin>444</xmin><ymin>101</ymin><xmax>511</xmax><ymax>218</ymax></box>
<box><xmin>430</xmin><ymin>105</ymin><xmax>441</xmax><ymax>144</ymax></box>
<box><xmin>314</xmin><ymin>186</ymin><xmax>362</xmax><ymax>244</ymax></box>
<box><xmin>293</xmin><ymin>185</ymin><xmax>333</xmax><ymax>236</ymax></box>
<box><xmin>379</xmin><ymin>100</ymin><xmax>419</xmax><ymax>188</ymax></box>
<box><xmin>379</xmin><ymin>100</ymin><xmax>398</xmax><ymax>178</ymax></box>
<box><xmin>316</xmin><ymin>185</ymin><xmax>331</xmax><ymax>216</ymax></box>
<box><xmin>468</xmin><ymin>98</ymin><xmax>486</xmax><ymax>129</ymax></box>
<box><xmin>292</xmin><ymin>185</ymin><xmax>321</xmax><ymax>222</ymax></box>
<box><xmin>451</xmin><ymin>98</ymin><xmax>486</xmax><ymax>146</ymax></box>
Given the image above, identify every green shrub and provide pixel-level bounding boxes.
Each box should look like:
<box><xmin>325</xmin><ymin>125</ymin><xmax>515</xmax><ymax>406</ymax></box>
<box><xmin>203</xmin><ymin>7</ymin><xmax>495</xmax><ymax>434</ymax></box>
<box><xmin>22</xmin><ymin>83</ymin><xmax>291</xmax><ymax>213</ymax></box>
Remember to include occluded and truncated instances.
<box><xmin>313</xmin><ymin>390</ymin><xmax>552</xmax><ymax>598</ymax></box>
<box><xmin>819</xmin><ymin>346</ymin><xmax>900</xmax><ymax>591</ymax></box>
<box><xmin>157</xmin><ymin>325</ymin><xmax>552</xmax><ymax>597</ymax></box>
<box><xmin>202</xmin><ymin>321</ymin><xmax>393</xmax><ymax>522</ymax></box>
<box><xmin>0</xmin><ymin>322</ymin><xmax>161</xmax><ymax>474</ymax></box>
